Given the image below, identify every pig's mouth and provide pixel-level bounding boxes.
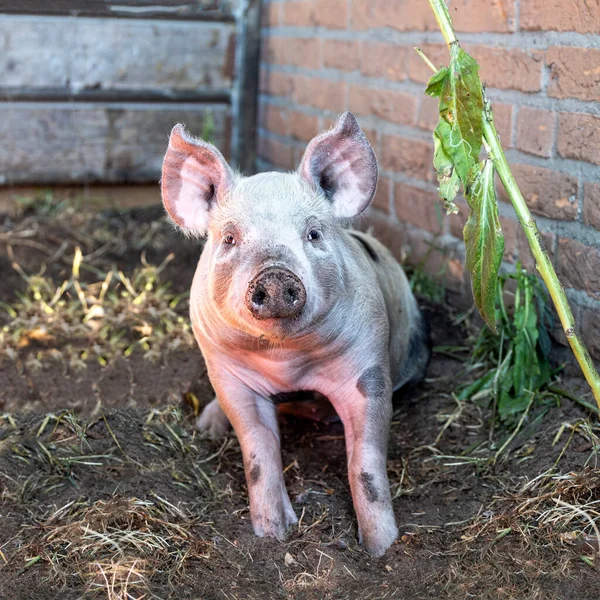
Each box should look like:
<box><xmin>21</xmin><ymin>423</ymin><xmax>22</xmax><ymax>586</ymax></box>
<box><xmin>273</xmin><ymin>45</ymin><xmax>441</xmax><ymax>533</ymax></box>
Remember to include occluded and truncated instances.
<box><xmin>244</xmin><ymin>267</ymin><xmax>307</xmax><ymax>322</ymax></box>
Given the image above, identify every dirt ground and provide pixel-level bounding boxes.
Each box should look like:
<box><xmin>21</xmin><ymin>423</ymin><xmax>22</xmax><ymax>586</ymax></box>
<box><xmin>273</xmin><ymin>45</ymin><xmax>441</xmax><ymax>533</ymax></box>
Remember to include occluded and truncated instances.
<box><xmin>0</xmin><ymin>199</ymin><xmax>599</xmax><ymax>600</ymax></box>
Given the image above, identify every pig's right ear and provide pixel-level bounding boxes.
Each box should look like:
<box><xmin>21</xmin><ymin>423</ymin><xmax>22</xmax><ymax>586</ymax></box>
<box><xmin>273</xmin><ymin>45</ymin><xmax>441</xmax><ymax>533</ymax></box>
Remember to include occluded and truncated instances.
<box><xmin>161</xmin><ymin>124</ymin><xmax>234</xmax><ymax>237</ymax></box>
<box><xmin>298</xmin><ymin>112</ymin><xmax>378</xmax><ymax>218</ymax></box>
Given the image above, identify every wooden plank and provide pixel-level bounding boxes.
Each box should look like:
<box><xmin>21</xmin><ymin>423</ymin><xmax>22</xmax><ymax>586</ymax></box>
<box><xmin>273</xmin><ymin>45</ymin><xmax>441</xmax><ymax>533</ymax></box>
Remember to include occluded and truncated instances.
<box><xmin>0</xmin><ymin>185</ymin><xmax>162</xmax><ymax>214</ymax></box>
<box><xmin>0</xmin><ymin>88</ymin><xmax>231</xmax><ymax>103</ymax></box>
<box><xmin>0</xmin><ymin>106</ymin><xmax>108</xmax><ymax>185</ymax></box>
<box><xmin>0</xmin><ymin>0</ymin><xmax>238</xmax><ymax>21</ymax></box>
<box><xmin>0</xmin><ymin>103</ymin><xmax>230</xmax><ymax>185</ymax></box>
<box><xmin>0</xmin><ymin>16</ymin><xmax>235</xmax><ymax>93</ymax></box>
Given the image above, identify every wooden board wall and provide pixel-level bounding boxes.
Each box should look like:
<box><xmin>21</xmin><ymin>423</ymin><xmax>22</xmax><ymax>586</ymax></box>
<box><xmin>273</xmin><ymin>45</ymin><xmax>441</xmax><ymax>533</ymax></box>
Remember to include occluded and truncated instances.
<box><xmin>0</xmin><ymin>1</ymin><xmax>259</xmax><ymax>187</ymax></box>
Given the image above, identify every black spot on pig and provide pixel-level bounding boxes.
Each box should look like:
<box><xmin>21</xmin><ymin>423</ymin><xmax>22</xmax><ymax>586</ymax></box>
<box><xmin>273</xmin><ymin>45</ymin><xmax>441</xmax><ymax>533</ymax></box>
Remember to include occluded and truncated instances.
<box><xmin>360</xmin><ymin>471</ymin><xmax>378</xmax><ymax>502</ymax></box>
<box><xmin>396</xmin><ymin>310</ymin><xmax>432</xmax><ymax>386</ymax></box>
<box><xmin>349</xmin><ymin>232</ymin><xmax>379</xmax><ymax>262</ymax></box>
<box><xmin>249</xmin><ymin>463</ymin><xmax>261</xmax><ymax>485</ymax></box>
<box><xmin>357</xmin><ymin>365</ymin><xmax>386</xmax><ymax>399</ymax></box>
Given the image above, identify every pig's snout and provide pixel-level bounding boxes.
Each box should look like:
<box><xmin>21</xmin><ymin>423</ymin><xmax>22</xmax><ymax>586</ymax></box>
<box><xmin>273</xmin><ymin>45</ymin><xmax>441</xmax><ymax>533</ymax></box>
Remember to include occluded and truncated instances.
<box><xmin>246</xmin><ymin>268</ymin><xmax>306</xmax><ymax>320</ymax></box>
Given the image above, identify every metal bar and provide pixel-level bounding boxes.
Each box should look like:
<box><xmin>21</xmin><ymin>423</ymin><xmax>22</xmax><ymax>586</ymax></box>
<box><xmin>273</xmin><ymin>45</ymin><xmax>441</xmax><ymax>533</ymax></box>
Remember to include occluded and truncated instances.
<box><xmin>230</xmin><ymin>0</ymin><xmax>261</xmax><ymax>174</ymax></box>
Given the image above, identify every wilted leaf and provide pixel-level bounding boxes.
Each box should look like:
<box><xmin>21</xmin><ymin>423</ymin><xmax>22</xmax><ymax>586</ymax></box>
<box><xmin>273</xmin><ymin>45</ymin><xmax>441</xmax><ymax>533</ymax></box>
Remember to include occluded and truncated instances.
<box><xmin>433</xmin><ymin>129</ymin><xmax>460</xmax><ymax>214</ymax></box>
<box><xmin>425</xmin><ymin>66</ymin><xmax>449</xmax><ymax>98</ymax></box>
<box><xmin>463</xmin><ymin>160</ymin><xmax>504</xmax><ymax>332</ymax></box>
<box><xmin>429</xmin><ymin>46</ymin><xmax>484</xmax><ymax>191</ymax></box>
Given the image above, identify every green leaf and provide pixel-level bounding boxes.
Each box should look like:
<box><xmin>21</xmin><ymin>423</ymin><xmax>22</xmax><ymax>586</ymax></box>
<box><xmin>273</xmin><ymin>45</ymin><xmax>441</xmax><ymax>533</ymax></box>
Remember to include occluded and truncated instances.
<box><xmin>463</xmin><ymin>160</ymin><xmax>505</xmax><ymax>332</ymax></box>
<box><xmin>436</xmin><ymin>46</ymin><xmax>484</xmax><ymax>187</ymax></box>
<box><xmin>425</xmin><ymin>66</ymin><xmax>449</xmax><ymax>98</ymax></box>
<box><xmin>433</xmin><ymin>129</ymin><xmax>460</xmax><ymax>214</ymax></box>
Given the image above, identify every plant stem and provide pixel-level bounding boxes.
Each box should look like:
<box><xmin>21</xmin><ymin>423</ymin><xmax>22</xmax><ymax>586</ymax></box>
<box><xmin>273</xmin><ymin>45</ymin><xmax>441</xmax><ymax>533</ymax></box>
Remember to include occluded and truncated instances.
<box><xmin>428</xmin><ymin>0</ymin><xmax>458</xmax><ymax>46</ymax></box>
<box><xmin>414</xmin><ymin>47</ymin><xmax>438</xmax><ymax>73</ymax></box>
<box><xmin>426</xmin><ymin>0</ymin><xmax>600</xmax><ymax>412</ymax></box>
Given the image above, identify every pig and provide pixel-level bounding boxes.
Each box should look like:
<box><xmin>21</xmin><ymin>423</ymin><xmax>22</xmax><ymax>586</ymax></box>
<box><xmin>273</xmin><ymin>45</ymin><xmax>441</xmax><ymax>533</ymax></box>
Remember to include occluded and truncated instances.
<box><xmin>160</xmin><ymin>111</ymin><xmax>430</xmax><ymax>556</ymax></box>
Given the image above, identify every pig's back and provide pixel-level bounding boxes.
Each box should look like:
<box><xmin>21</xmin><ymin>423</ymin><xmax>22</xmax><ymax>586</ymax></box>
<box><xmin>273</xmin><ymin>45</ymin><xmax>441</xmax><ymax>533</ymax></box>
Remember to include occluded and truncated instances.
<box><xmin>347</xmin><ymin>230</ymin><xmax>430</xmax><ymax>389</ymax></box>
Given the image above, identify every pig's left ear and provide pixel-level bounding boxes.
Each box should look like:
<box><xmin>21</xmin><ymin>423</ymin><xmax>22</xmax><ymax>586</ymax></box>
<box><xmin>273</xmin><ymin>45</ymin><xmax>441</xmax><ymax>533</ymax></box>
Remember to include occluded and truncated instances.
<box><xmin>161</xmin><ymin>124</ymin><xmax>234</xmax><ymax>236</ymax></box>
<box><xmin>298</xmin><ymin>112</ymin><xmax>378</xmax><ymax>218</ymax></box>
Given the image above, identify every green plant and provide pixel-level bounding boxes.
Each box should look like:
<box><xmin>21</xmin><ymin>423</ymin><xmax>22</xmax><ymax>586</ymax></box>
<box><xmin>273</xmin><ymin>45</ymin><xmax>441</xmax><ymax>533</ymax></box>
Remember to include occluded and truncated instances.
<box><xmin>419</xmin><ymin>0</ymin><xmax>600</xmax><ymax>411</ymax></box>
<box><xmin>459</xmin><ymin>266</ymin><xmax>555</xmax><ymax>423</ymax></box>
<box><xmin>409</xmin><ymin>266</ymin><xmax>445</xmax><ymax>304</ymax></box>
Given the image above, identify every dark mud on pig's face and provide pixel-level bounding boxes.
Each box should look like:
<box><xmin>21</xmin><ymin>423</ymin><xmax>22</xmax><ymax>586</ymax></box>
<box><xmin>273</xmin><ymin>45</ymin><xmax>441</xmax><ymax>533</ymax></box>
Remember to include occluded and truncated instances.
<box><xmin>160</xmin><ymin>113</ymin><xmax>378</xmax><ymax>344</ymax></box>
<box><xmin>204</xmin><ymin>173</ymin><xmax>346</xmax><ymax>341</ymax></box>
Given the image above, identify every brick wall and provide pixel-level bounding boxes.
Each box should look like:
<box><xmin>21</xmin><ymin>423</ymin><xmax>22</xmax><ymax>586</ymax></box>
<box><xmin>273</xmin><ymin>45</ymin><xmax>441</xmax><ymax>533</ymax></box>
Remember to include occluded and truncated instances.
<box><xmin>257</xmin><ymin>0</ymin><xmax>600</xmax><ymax>358</ymax></box>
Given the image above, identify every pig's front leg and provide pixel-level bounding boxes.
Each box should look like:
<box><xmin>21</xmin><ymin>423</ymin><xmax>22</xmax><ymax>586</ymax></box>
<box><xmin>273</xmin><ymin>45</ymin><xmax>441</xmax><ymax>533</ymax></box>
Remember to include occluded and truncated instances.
<box><xmin>327</xmin><ymin>365</ymin><xmax>399</xmax><ymax>556</ymax></box>
<box><xmin>196</xmin><ymin>397</ymin><xmax>231</xmax><ymax>438</ymax></box>
<box><xmin>214</xmin><ymin>380</ymin><xmax>297</xmax><ymax>539</ymax></box>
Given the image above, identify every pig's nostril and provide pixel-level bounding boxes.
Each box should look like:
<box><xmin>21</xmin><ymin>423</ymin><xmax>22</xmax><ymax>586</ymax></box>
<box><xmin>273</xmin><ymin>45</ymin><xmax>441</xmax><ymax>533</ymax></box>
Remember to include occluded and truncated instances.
<box><xmin>252</xmin><ymin>288</ymin><xmax>268</xmax><ymax>307</ymax></box>
<box><xmin>246</xmin><ymin>268</ymin><xmax>306</xmax><ymax>319</ymax></box>
<box><xmin>285</xmin><ymin>287</ymin><xmax>297</xmax><ymax>304</ymax></box>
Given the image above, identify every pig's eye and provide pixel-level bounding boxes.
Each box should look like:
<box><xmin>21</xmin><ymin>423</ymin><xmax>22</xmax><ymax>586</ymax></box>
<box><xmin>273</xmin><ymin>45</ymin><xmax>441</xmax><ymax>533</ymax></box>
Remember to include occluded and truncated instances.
<box><xmin>307</xmin><ymin>228</ymin><xmax>321</xmax><ymax>242</ymax></box>
<box><xmin>223</xmin><ymin>233</ymin><xmax>236</xmax><ymax>246</ymax></box>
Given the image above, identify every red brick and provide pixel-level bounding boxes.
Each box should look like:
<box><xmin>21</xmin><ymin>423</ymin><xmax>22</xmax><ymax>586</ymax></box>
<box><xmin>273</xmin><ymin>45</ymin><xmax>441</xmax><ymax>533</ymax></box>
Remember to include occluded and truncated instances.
<box><xmin>312</xmin><ymin>0</ymin><xmax>349</xmax><ymax>28</ymax></box>
<box><xmin>351</xmin><ymin>0</ymin><xmax>438</xmax><ymax>32</ymax></box>
<box><xmin>521</xmin><ymin>0</ymin><xmax>600</xmax><ymax>33</ymax></box>
<box><xmin>581</xmin><ymin>306</ymin><xmax>600</xmax><ymax>359</ymax></box>
<box><xmin>491</xmin><ymin>102</ymin><xmax>514</xmax><ymax>149</ymax></box>
<box><xmin>283</xmin><ymin>1</ymin><xmax>314</xmax><ymax>26</ymax></box>
<box><xmin>322</xmin><ymin>40</ymin><xmax>360</xmax><ymax>72</ymax></box>
<box><xmin>260</xmin><ymin>105</ymin><xmax>319</xmax><ymax>143</ymax></box>
<box><xmin>497</xmin><ymin>163</ymin><xmax>578</xmax><ymax>221</ymax></box>
<box><xmin>452</xmin><ymin>0</ymin><xmax>517</xmax><ymax>33</ymax></box>
<box><xmin>263</xmin><ymin>37</ymin><xmax>320</xmax><ymax>69</ymax></box>
<box><xmin>260</xmin><ymin>104</ymin><xmax>288</xmax><ymax>136</ymax></box>
<box><xmin>500</xmin><ymin>215</ymin><xmax>519</xmax><ymax>264</ymax></box>
<box><xmin>261</xmin><ymin>70</ymin><xmax>294</xmax><ymax>96</ymax></box>
<box><xmin>465</xmin><ymin>45</ymin><xmax>543</xmax><ymax>93</ymax></box>
<box><xmin>394</xmin><ymin>183</ymin><xmax>442</xmax><ymax>232</ymax></box>
<box><xmin>417</xmin><ymin>94</ymin><xmax>441</xmax><ymax>132</ymax></box>
<box><xmin>372</xmin><ymin>176</ymin><xmax>391</xmax><ymax>214</ymax></box>
<box><xmin>281</xmin><ymin>0</ymin><xmax>348</xmax><ymax>29</ymax></box>
<box><xmin>547</xmin><ymin>47</ymin><xmax>600</xmax><ymax>103</ymax></box>
<box><xmin>408</xmin><ymin>44</ymin><xmax>448</xmax><ymax>84</ymax></box>
<box><xmin>292</xmin><ymin>75</ymin><xmax>346</xmax><ymax>112</ymax></box>
<box><xmin>584</xmin><ymin>183</ymin><xmax>600</xmax><ymax>232</ymax></box>
<box><xmin>349</xmin><ymin>85</ymin><xmax>417</xmax><ymax>126</ymax></box>
<box><xmin>258</xmin><ymin>136</ymin><xmax>294</xmax><ymax>170</ymax></box>
<box><xmin>288</xmin><ymin>110</ymin><xmax>319</xmax><ymax>142</ymax></box>
<box><xmin>516</xmin><ymin>108</ymin><xmax>556</xmax><ymax>158</ymax></box>
<box><xmin>557</xmin><ymin>238</ymin><xmax>600</xmax><ymax>299</ymax></box>
<box><xmin>557</xmin><ymin>113</ymin><xmax>600</xmax><ymax>166</ymax></box>
<box><xmin>381</xmin><ymin>135</ymin><xmax>434</xmax><ymax>182</ymax></box>
<box><xmin>361</xmin><ymin>43</ymin><xmax>407</xmax><ymax>81</ymax></box>
<box><xmin>262</xmin><ymin>2</ymin><xmax>282</xmax><ymax>27</ymax></box>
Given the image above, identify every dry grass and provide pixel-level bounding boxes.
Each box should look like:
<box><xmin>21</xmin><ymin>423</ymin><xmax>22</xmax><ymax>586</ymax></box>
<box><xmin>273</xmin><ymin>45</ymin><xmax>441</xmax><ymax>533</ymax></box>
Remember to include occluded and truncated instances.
<box><xmin>0</xmin><ymin>194</ymin><xmax>196</xmax><ymax>369</ymax></box>
<box><xmin>0</xmin><ymin>408</ymin><xmax>237</xmax><ymax>599</ymax></box>
<box><xmin>36</xmin><ymin>495</ymin><xmax>211</xmax><ymax>598</ymax></box>
<box><xmin>0</xmin><ymin>249</ymin><xmax>194</xmax><ymax>368</ymax></box>
<box><xmin>435</xmin><ymin>419</ymin><xmax>600</xmax><ymax>598</ymax></box>
<box><xmin>2</xmin><ymin>194</ymin><xmax>600</xmax><ymax>599</ymax></box>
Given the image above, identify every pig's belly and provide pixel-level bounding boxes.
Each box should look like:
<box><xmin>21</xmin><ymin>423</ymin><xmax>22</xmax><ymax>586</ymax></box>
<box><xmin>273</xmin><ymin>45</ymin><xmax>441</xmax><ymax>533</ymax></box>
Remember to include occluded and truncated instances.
<box><xmin>271</xmin><ymin>391</ymin><xmax>340</xmax><ymax>423</ymax></box>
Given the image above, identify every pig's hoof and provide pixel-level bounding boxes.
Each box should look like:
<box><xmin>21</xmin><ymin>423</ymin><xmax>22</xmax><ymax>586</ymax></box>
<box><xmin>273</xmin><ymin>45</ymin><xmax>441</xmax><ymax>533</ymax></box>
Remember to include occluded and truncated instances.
<box><xmin>196</xmin><ymin>398</ymin><xmax>230</xmax><ymax>439</ymax></box>
<box><xmin>251</xmin><ymin>491</ymin><xmax>298</xmax><ymax>540</ymax></box>
<box><xmin>359</xmin><ymin>512</ymin><xmax>399</xmax><ymax>557</ymax></box>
